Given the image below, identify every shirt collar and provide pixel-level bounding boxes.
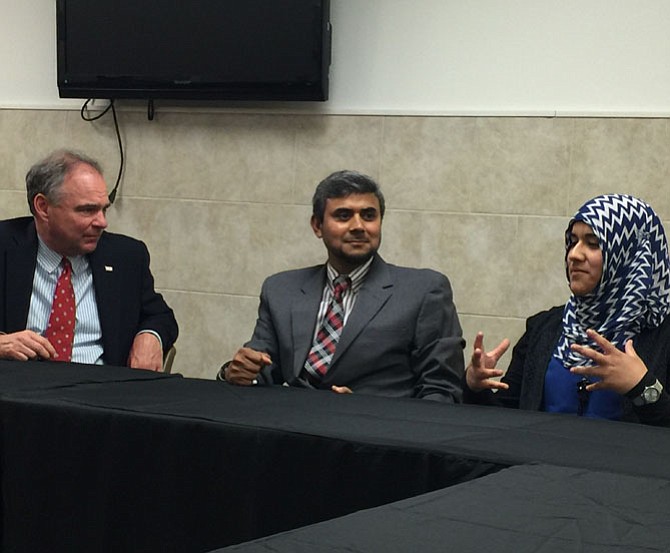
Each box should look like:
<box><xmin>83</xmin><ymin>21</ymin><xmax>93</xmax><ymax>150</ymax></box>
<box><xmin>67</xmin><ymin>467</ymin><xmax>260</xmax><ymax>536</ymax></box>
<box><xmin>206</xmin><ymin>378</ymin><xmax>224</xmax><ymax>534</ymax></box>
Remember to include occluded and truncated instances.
<box><xmin>326</xmin><ymin>256</ymin><xmax>374</xmax><ymax>294</ymax></box>
<box><xmin>36</xmin><ymin>237</ymin><xmax>87</xmax><ymax>276</ymax></box>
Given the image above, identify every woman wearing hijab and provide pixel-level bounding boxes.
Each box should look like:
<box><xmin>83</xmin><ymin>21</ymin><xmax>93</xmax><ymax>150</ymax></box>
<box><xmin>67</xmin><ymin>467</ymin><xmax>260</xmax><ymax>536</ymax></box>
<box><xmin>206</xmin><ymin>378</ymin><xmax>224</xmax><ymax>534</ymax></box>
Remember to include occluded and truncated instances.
<box><xmin>464</xmin><ymin>194</ymin><xmax>670</xmax><ymax>426</ymax></box>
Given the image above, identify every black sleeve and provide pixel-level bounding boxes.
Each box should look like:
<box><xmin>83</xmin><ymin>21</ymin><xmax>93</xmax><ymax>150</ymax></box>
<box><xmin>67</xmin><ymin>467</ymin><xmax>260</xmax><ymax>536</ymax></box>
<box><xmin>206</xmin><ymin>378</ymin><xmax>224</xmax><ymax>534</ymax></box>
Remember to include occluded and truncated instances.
<box><xmin>462</xmin><ymin>307</ymin><xmax>562</xmax><ymax>410</ymax></box>
<box><xmin>624</xmin><ymin>318</ymin><xmax>670</xmax><ymax>427</ymax></box>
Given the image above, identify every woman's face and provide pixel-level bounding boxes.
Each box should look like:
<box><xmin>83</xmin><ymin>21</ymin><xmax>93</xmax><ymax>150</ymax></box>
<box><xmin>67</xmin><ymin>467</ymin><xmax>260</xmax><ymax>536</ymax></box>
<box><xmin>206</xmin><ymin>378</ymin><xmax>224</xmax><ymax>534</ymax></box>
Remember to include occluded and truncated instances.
<box><xmin>566</xmin><ymin>221</ymin><xmax>603</xmax><ymax>296</ymax></box>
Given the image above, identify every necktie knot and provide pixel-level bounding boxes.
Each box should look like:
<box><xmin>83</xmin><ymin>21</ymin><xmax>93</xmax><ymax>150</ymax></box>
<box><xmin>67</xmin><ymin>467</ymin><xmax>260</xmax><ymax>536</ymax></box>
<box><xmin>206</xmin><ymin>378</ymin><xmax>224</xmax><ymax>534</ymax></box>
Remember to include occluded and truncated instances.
<box><xmin>61</xmin><ymin>257</ymin><xmax>72</xmax><ymax>277</ymax></box>
<box><xmin>332</xmin><ymin>275</ymin><xmax>350</xmax><ymax>303</ymax></box>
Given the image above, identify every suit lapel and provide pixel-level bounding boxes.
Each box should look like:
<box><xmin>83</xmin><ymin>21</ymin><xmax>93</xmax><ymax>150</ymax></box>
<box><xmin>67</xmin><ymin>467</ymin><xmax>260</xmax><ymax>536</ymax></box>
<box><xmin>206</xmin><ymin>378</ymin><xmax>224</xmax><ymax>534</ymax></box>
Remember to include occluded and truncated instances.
<box><xmin>329</xmin><ymin>257</ymin><xmax>393</xmax><ymax>370</ymax></box>
<box><xmin>291</xmin><ymin>266</ymin><xmax>327</xmax><ymax>377</ymax></box>
<box><xmin>5</xmin><ymin>223</ymin><xmax>38</xmax><ymax>331</ymax></box>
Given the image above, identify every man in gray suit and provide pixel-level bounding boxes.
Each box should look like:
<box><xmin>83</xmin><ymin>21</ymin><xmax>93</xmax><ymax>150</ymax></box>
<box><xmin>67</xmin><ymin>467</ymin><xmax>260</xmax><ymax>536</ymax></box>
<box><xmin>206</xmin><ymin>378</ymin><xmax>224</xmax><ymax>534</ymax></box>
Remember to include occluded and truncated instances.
<box><xmin>219</xmin><ymin>170</ymin><xmax>464</xmax><ymax>401</ymax></box>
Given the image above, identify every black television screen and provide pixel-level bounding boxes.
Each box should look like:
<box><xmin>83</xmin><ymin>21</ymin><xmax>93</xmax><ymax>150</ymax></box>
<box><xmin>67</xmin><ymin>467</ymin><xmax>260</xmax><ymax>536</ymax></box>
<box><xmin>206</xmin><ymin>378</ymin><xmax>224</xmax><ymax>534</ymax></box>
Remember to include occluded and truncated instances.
<box><xmin>57</xmin><ymin>0</ymin><xmax>331</xmax><ymax>101</ymax></box>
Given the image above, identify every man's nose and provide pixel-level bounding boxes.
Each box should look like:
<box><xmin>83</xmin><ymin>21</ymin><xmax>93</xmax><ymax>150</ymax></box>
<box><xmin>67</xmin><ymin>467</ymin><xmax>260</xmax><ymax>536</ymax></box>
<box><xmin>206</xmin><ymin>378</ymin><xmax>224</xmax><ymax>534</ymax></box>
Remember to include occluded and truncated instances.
<box><xmin>349</xmin><ymin>214</ymin><xmax>364</xmax><ymax>230</ymax></box>
<box><xmin>94</xmin><ymin>210</ymin><xmax>108</xmax><ymax>229</ymax></box>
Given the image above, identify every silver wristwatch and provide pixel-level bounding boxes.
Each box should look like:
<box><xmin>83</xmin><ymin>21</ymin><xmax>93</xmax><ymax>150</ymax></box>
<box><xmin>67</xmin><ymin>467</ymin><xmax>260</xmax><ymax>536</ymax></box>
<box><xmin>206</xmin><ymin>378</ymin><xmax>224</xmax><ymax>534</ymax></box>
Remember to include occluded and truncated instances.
<box><xmin>632</xmin><ymin>379</ymin><xmax>663</xmax><ymax>406</ymax></box>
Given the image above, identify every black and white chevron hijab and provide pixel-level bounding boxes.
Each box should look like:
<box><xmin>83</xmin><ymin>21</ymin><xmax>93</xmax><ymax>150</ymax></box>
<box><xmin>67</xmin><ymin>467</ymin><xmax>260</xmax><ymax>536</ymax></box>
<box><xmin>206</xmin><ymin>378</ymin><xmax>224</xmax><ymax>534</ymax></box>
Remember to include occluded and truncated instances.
<box><xmin>554</xmin><ymin>194</ymin><xmax>670</xmax><ymax>367</ymax></box>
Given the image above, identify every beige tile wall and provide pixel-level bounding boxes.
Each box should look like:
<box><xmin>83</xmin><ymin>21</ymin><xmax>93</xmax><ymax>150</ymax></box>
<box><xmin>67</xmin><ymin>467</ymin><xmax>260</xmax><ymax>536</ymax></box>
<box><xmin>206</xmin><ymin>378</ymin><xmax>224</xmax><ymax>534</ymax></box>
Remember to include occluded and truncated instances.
<box><xmin>1</xmin><ymin>109</ymin><xmax>669</xmax><ymax>379</ymax></box>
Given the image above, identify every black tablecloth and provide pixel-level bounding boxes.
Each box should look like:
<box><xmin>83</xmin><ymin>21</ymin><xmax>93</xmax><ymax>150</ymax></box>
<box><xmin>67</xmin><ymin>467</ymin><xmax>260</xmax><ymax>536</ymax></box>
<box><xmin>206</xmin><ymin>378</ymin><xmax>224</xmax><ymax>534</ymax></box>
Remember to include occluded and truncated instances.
<box><xmin>215</xmin><ymin>464</ymin><xmax>670</xmax><ymax>553</ymax></box>
<box><xmin>1</xmin><ymin>360</ymin><xmax>669</xmax><ymax>552</ymax></box>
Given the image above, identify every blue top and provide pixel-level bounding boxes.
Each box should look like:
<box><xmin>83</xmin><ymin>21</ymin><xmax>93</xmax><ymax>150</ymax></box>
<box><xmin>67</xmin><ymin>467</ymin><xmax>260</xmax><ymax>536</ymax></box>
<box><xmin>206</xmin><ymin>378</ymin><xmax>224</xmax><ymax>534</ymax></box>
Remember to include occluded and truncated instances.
<box><xmin>543</xmin><ymin>356</ymin><xmax>622</xmax><ymax>420</ymax></box>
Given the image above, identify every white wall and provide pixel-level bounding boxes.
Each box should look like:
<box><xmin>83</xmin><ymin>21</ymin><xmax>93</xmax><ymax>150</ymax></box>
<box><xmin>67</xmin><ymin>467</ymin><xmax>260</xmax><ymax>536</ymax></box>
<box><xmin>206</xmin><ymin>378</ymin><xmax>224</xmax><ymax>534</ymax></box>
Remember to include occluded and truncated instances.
<box><xmin>2</xmin><ymin>0</ymin><xmax>670</xmax><ymax>115</ymax></box>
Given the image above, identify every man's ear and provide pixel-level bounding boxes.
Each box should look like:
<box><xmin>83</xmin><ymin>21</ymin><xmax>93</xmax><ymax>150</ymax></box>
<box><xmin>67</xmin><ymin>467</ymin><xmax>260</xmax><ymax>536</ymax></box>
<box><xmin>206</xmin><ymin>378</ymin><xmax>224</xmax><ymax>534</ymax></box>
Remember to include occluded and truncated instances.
<box><xmin>33</xmin><ymin>194</ymin><xmax>50</xmax><ymax>221</ymax></box>
<box><xmin>310</xmin><ymin>215</ymin><xmax>323</xmax><ymax>238</ymax></box>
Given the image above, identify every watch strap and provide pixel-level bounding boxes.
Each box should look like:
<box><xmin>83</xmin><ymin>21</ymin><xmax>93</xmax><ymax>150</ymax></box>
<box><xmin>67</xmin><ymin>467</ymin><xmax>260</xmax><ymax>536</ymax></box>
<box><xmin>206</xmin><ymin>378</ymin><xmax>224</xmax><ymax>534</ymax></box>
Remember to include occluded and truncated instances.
<box><xmin>626</xmin><ymin>371</ymin><xmax>657</xmax><ymax>399</ymax></box>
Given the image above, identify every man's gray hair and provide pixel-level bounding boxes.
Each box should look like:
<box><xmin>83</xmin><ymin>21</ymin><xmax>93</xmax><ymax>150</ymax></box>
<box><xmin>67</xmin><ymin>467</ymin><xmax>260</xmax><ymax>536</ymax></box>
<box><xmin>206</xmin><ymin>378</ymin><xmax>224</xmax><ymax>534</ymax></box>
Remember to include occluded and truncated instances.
<box><xmin>25</xmin><ymin>149</ymin><xmax>103</xmax><ymax>214</ymax></box>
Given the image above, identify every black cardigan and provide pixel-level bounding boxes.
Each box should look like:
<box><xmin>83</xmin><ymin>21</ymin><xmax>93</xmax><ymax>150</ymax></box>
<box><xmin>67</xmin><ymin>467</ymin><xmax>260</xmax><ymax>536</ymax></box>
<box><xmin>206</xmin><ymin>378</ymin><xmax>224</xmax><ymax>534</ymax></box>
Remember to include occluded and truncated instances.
<box><xmin>464</xmin><ymin>306</ymin><xmax>670</xmax><ymax>426</ymax></box>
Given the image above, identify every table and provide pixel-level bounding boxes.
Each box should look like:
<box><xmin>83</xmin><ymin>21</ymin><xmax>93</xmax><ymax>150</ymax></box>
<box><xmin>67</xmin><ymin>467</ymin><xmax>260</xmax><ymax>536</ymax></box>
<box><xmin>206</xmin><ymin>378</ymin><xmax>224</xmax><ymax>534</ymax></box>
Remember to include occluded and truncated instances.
<box><xmin>216</xmin><ymin>464</ymin><xmax>670</xmax><ymax>553</ymax></box>
<box><xmin>0</xmin><ymin>360</ymin><xmax>669</xmax><ymax>552</ymax></box>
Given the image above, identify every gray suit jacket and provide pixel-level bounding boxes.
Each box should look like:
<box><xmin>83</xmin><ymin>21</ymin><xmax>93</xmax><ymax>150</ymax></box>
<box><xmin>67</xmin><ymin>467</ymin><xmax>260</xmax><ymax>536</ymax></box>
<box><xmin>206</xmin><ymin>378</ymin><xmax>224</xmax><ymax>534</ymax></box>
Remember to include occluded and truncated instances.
<box><xmin>247</xmin><ymin>255</ymin><xmax>465</xmax><ymax>401</ymax></box>
<box><xmin>0</xmin><ymin>217</ymin><xmax>178</xmax><ymax>367</ymax></box>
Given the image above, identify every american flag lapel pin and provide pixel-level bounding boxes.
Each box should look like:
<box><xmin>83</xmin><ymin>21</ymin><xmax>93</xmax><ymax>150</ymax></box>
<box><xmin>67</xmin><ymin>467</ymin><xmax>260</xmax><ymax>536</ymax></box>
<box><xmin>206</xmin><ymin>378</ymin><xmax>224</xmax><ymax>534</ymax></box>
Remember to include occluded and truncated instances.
<box><xmin>104</xmin><ymin>265</ymin><xmax>114</xmax><ymax>272</ymax></box>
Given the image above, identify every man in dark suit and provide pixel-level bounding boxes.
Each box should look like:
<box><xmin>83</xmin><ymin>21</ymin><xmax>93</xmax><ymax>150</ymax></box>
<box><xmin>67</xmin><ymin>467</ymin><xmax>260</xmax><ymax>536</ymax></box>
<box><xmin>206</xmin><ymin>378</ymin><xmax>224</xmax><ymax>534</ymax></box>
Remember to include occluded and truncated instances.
<box><xmin>219</xmin><ymin>170</ymin><xmax>464</xmax><ymax>401</ymax></box>
<box><xmin>0</xmin><ymin>150</ymin><xmax>178</xmax><ymax>371</ymax></box>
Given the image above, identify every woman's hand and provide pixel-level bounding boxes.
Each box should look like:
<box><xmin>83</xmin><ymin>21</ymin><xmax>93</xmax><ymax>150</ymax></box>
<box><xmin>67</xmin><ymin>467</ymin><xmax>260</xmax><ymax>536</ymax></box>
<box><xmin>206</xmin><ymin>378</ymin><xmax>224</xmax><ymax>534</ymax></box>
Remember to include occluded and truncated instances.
<box><xmin>570</xmin><ymin>329</ymin><xmax>648</xmax><ymax>395</ymax></box>
<box><xmin>465</xmin><ymin>332</ymin><xmax>511</xmax><ymax>392</ymax></box>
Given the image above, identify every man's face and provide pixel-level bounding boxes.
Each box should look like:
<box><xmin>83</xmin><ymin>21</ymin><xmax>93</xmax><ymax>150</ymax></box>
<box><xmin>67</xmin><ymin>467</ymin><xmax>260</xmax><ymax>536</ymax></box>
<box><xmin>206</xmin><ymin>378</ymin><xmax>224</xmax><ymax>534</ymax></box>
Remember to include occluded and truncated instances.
<box><xmin>311</xmin><ymin>193</ymin><xmax>382</xmax><ymax>274</ymax></box>
<box><xmin>34</xmin><ymin>163</ymin><xmax>110</xmax><ymax>257</ymax></box>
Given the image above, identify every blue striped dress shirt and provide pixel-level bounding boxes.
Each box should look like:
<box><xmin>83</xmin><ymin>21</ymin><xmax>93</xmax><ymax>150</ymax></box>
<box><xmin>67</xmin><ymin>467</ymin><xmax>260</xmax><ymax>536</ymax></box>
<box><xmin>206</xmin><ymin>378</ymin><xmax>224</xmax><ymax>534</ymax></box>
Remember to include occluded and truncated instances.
<box><xmin>27</xmin><ymin>239</ymin><xmax>105</xmax><ymax>364</ymax></box>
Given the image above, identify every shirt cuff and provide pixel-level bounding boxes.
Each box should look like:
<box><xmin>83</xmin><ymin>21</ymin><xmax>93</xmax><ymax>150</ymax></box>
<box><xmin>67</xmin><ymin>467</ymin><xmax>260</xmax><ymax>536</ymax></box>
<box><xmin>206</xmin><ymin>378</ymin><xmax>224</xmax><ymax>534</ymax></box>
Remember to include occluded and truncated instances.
<box><xmin>217</xmin><ymin>361</ymin><xmax>232</xmax><ymax>381</ymax></box>
<box><xmin>137</xmin><ymin>330</ymin><xmax>163</xmax><ymax>351</ymax></box>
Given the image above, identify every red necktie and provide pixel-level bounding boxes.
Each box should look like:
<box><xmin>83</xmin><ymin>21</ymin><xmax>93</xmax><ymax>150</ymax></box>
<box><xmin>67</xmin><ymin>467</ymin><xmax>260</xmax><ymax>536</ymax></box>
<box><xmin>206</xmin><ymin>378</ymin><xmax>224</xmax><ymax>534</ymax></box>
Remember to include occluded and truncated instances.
<box><xmin>303</xmin><ymin>275</ymin><xmax>350</xmax><ymax>381</ymax></box>
<box><xmin>45</xmin><ymin>258</ymin><xmax>76</xmax><ymax>362</ymax></box>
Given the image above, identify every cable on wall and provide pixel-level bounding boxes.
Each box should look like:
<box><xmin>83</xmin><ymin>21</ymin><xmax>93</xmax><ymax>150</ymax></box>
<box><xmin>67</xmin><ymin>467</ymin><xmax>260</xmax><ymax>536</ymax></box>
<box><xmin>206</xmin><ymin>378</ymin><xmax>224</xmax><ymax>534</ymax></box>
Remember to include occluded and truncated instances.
<box><xmin>79</xmin><ymin>99</ymin><xmax>125</xmax><ymax>203</ymax></box>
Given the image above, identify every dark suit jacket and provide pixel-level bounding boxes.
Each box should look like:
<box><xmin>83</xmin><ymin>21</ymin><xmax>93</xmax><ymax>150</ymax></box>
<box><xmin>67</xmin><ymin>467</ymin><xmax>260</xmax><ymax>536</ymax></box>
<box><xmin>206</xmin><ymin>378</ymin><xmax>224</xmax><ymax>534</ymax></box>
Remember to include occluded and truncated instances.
<box><xmin>464</xmin><ymin>305</ymin><xmax>670</xmax><ymax>426</ymax></box>
<box><xmin>246</xmin><ymin>255</ymin><xmax>465</xmax><ymax>402</ymax></box>
<box><xmin>0</xmin><ymin>217</ymin><xmax>178</xmax><ymax>367</ymax></box>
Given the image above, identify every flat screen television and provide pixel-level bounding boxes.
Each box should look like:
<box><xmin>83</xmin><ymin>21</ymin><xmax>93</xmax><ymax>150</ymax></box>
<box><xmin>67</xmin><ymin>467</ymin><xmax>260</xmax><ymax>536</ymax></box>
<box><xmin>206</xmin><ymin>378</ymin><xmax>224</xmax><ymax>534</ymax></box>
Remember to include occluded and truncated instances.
<box><xmin>57</xmin><ymin>0</ymin><xmax>331</xmax><ymax>101</ymax></box>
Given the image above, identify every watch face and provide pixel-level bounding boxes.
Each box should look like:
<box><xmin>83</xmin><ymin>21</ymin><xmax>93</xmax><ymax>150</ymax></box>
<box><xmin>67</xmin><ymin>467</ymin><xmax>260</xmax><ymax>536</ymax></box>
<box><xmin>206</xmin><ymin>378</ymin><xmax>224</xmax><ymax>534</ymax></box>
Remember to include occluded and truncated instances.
<box><xmin>644</xmin><ymin>387</ymin><xmax>661</xmax><ymax>403</ymax></box>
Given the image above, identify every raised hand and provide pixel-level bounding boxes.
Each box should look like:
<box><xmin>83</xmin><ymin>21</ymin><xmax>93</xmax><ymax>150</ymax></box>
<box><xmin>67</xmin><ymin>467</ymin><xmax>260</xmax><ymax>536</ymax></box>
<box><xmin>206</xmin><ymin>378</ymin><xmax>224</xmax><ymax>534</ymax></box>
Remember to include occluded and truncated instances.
<box><xmin>465</xmin><ymin>332</ymin><xmax>511</xmax><ymax>392</ymax></box>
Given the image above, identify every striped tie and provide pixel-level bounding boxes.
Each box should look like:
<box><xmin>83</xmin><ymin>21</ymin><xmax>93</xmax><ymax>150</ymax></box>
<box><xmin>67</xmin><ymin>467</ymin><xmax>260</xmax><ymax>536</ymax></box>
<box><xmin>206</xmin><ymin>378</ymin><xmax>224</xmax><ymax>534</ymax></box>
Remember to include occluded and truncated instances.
<box><xmin>302</xmin><ymin>275</ymin><xmax>350</xmax><ymax>381</ymax></box>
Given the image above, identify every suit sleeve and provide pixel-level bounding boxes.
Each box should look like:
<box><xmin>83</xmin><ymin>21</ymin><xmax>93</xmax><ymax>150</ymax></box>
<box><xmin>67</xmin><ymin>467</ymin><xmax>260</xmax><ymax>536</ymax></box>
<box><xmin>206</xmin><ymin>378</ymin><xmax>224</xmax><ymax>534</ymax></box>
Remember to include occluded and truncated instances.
<box><xmin>244</xmin><ymin>279</ymin><xmax>283</xmax><ymax>385</ymax></box>
<box><xmin>411</xmin><ymin>273</ymin><xmax>465</xmax><ymax>402</ymax></box>
<box><xmin>136</xmin><ymin>242</ymin><xmax>178</xmax><ymax>354</ymax></box>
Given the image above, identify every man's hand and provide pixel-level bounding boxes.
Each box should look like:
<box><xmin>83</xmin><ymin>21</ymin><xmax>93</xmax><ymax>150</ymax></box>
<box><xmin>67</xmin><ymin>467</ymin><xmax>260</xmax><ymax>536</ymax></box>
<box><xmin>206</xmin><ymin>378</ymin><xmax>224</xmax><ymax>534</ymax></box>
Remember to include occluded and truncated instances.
<box><xmin>224</xmin><ymin>347</ymin><xmax>271</xmax><ymax>385</ymax></box>
<box><xmin>465</xmin><ymin>332</ymin><xmax>511</xmax><ymax>392</ymax></box>
<box><xmin>0</xmin><ymin>330</ymin><xmax>58</xmax><ymax>361</ymax></box>
<box><xmin>331</xmin><ymin>385</ymin><xmax>353</xmax><ymax>394</ymax></box>
<box><xmin>128</xmin><ymin>333</ymin><xmax>164</xmax><ymax>372</ymax></box>
<box><xmin>570</xmin><ymin>329</ymin><xmax>648</xmax><ymax>395</ymax></box>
